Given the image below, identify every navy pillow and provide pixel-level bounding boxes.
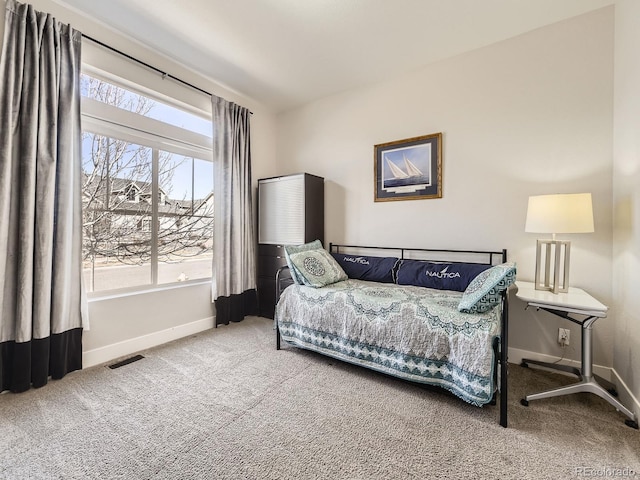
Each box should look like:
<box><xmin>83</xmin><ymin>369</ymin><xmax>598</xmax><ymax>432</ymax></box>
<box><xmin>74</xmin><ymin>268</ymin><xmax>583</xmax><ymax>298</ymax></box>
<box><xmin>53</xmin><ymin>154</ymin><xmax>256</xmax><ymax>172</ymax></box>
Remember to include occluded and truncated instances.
<box><xmin>396</xmin><ymin>260</ymin><xmax>491</xmax><ymax>292</ymax></box>
<box><xmin>331</xmin><ymin>253</ymin><xmax>399</xmax><ymax>283</ymax></box>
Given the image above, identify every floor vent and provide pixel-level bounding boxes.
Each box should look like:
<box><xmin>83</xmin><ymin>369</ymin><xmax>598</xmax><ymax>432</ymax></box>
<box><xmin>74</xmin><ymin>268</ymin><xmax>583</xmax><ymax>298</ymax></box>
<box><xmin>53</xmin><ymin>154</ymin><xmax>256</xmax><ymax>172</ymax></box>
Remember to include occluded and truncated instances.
<box><xmin>107</xmin><ymin>354</ymin><xmax>145</xmax><ymax>370</ymax></box>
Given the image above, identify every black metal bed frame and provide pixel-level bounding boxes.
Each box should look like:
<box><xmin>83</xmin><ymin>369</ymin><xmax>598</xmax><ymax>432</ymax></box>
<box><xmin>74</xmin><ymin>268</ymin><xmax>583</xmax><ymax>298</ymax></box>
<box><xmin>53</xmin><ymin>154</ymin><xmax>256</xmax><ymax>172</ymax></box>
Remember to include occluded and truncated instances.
<box><xmin>274</xmin><ymin>243</ymin><xmax>509</xmax><ymax>428</ymax></box>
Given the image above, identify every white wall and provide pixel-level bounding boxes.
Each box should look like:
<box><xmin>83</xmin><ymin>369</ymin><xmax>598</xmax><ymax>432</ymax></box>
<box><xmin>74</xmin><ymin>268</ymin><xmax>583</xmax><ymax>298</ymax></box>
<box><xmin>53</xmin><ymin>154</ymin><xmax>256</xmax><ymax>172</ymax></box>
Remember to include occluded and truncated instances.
<box><xmin>0</xmin><ymin>0</ymin><xmax>278</xmax><ymax>366</ymax></box>
<box><xmin>613</xmin><ymin>0</ymin><xmax>640</xmax><ymax>416</ymax></box>
<box><xmin>277</xmin><ymin>8</ymin><xmax>615</xmax><ymax>366</ymax></box>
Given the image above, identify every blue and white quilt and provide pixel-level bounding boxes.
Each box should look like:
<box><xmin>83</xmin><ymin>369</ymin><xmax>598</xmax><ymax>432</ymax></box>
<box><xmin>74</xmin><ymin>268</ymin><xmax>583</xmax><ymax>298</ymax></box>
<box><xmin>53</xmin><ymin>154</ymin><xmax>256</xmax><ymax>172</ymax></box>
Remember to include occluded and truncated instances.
<box><xmin>275</xmin><ymin>279</ymin><xmax>502</xmax><ymax>406</ymax></box>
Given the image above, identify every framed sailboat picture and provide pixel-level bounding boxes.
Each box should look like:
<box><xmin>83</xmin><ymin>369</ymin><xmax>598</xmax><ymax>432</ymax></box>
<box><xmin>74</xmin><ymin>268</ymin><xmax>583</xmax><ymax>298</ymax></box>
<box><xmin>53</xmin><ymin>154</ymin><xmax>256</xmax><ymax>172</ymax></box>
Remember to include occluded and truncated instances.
<box><xmin>374</xmin><ymin>132</ymin><xmax>442</xmax><ymax>202</ymax></box>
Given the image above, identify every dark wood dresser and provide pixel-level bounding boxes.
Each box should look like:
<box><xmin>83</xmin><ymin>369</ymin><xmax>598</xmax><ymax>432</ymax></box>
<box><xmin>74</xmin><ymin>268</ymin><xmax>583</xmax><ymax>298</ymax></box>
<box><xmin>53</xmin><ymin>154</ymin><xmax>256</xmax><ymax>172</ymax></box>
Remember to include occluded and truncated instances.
<box><xmin>257</xmin><ymin>173</ymin><xmax>324</xmax><ymax>318</ymax></box>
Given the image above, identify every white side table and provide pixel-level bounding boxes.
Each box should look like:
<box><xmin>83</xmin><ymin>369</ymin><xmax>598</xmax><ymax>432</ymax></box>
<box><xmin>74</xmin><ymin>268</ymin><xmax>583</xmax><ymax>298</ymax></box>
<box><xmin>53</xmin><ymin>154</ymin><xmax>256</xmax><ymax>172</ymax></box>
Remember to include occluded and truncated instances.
<box><xmin>515</xmin><ymin>281</ymin><xmax>638</xmax><ymax>429</ymax></box>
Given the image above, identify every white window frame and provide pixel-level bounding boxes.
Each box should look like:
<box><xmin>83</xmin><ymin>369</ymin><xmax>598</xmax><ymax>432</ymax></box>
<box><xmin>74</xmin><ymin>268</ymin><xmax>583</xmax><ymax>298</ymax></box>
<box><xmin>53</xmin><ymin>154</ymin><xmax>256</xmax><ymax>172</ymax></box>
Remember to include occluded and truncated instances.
<box><xmin>80</xmin><ymin>67</ymin><xmax>214</xmax><ymax>298</ymax></box>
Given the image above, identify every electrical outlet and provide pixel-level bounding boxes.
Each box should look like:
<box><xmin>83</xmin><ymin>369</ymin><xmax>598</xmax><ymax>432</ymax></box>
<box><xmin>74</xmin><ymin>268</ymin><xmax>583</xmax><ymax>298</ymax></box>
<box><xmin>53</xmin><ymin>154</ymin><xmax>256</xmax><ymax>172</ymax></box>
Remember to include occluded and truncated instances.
<box><xmin>558</xmin><ymin>328</ymin><xmax>570</xmax><ymax>346</ymax></box>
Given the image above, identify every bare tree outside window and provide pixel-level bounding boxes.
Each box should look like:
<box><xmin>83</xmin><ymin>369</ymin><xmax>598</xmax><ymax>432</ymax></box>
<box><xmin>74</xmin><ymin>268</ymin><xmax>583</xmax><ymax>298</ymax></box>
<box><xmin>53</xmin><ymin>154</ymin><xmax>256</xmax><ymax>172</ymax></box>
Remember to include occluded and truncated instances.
<box><xmin>81</xmin><ymin>75</ymin><xmax>213</xmax><ymax>292</ymax></box>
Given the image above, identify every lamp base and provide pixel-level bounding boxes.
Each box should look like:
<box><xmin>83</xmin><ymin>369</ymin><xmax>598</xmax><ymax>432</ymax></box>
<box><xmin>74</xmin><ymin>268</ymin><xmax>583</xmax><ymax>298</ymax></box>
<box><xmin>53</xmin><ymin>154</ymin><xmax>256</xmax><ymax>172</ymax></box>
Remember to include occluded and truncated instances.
<box><xmin>534</xmin><ymin>239</ymin><xmax>570</xmax><ymax>294</ymax></box>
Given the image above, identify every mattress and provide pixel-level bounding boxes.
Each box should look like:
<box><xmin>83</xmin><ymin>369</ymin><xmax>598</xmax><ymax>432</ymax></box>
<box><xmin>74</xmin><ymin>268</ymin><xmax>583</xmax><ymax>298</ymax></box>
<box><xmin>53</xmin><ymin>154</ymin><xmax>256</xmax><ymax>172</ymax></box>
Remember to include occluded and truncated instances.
<box><xmin>275</xmin><ymin>279</ymin><xmax>502</xmax><ymax>406</ymax></box>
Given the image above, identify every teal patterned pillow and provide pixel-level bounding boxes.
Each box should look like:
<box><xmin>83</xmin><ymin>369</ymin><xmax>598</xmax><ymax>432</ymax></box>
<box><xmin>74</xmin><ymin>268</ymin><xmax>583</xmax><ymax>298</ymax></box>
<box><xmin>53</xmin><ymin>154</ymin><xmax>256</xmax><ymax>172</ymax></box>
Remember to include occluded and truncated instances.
<box><xmin>283</xmin><ymin>241</ymin><xmax>313</xmax><ymax>285</ymax></box>
<box><xmin>284</xmin><ymin>240</ymin><xmax>348</xmax><ymax>288</ymax></box>
<box><xmin>458</xmin><ymin>262</ymin><xmax>516</xmax><ymax>313</ymax></box>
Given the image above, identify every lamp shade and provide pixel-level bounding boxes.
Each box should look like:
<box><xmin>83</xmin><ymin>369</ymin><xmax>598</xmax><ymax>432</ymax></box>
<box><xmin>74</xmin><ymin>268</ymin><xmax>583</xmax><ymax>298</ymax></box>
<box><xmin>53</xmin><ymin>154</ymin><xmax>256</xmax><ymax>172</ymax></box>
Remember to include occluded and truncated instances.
<box><xmin>525</xmin><ymin>193</ymin><xmax>594</xmax><ymax>234</ymax></box>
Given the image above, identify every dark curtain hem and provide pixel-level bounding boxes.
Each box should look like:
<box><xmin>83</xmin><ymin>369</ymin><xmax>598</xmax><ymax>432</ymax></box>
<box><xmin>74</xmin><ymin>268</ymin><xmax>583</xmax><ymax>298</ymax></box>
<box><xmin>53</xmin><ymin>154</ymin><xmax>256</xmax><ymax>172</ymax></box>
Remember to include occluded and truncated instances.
<box><xmin>0</xmin><ymin>328</ymin><xmax>83</xmax><ymax>393</ymax></box>
<box><xmin>214</xmin><ymin>289</ymin><xmax>258</xmax><ymax>327</ymax></box>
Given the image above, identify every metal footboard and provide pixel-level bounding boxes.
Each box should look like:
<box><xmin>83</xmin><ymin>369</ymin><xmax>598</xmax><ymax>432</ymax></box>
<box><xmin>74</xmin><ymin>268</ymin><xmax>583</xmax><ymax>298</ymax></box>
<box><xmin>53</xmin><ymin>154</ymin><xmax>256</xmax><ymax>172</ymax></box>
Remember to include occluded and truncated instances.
<box><xmin>500</xmin><ymin>289</ymin><xmax>509</xmax><ymax>427</ymax></box>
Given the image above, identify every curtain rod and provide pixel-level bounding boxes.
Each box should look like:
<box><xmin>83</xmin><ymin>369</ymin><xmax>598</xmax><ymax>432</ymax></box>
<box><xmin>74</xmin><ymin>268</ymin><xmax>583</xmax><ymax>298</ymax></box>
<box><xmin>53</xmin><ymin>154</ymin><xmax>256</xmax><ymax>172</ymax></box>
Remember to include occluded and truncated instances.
<box><xmin>82</xmin><ymin>33</ymin><xmax>252</xmax><ymax>114</ymax></box>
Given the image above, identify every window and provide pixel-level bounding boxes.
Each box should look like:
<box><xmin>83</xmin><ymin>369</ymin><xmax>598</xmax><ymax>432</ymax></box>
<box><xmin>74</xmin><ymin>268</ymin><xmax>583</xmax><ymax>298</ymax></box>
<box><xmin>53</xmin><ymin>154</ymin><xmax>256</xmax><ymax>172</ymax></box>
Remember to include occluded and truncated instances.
<box><xmin>81</xmin><ymin>73</ymin><xmax>214</xmax><ymax>294</ymax></box>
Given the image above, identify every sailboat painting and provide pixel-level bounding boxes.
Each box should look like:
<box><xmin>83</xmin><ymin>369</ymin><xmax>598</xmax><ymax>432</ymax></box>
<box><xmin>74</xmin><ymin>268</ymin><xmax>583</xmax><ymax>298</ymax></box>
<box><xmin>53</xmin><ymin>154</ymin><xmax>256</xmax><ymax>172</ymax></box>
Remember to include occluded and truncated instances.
<box><xmin>382</xmin><ymin>145</ymin><xmax>431</xmax><ymax>190</ymax></box>
<box><xmin>374</xmin><ymin>132</ymin><xmax>442</xmax><ymax>202</ymax></box>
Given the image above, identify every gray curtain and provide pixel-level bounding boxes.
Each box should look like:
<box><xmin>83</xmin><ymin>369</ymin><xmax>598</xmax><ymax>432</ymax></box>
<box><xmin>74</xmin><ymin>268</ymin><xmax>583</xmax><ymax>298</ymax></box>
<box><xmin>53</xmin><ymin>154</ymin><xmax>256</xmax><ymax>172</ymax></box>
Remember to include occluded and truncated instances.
<box><xmin>211</xmin><ymin>96</ymin><xmax>257</xmax><ymax>326</ymax></box>
<box><xmin>0</xmin><ymin>0</ymin><xmax>86</xmax><ymax>392</ymax></box>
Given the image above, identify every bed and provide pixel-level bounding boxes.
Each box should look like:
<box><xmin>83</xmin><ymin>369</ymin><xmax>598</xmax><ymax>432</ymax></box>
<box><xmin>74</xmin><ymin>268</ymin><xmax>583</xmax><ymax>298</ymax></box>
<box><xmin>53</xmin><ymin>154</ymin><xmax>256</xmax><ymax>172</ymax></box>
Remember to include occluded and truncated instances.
<box><xmin>274</xmin><ymin>244</ymin><xmax>512</xmax><ymax>428</ymax></box>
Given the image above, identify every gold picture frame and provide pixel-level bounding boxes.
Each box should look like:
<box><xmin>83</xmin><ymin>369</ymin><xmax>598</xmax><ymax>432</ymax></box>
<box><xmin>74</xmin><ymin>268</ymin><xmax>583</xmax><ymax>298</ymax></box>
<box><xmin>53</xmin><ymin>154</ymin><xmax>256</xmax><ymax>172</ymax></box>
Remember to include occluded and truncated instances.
<box><xmin>374</xmin><ymin>132</ymin><xmax>442</xmax><ymax>202</ymax></box>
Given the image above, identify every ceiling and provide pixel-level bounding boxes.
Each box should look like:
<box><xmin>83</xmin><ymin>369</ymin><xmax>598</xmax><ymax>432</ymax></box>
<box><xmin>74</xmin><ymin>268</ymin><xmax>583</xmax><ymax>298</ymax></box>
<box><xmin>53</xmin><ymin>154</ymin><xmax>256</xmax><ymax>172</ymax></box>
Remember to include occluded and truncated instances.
<box><xmin>54</xmin><ymin>0</ymin><xmax>613</xmax><ymax>112</ymax></box>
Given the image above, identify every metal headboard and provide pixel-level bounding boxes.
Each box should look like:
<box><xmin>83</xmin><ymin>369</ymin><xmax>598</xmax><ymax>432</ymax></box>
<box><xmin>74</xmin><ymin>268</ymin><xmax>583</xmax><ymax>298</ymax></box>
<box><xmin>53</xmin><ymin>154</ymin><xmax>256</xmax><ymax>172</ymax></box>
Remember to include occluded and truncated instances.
<box><xmin>329</xmin><ymin>243</ymin><xmax>507</xmax><ymax>265</ymax></box>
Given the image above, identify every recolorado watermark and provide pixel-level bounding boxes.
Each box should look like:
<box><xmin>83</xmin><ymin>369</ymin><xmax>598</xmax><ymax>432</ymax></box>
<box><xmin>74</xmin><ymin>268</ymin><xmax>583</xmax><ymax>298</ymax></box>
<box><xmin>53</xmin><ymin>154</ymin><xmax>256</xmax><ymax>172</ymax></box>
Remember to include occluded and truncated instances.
<box><xmin>575</xmin><ymin>466</ymin><xmax>637</xmax><ymax>477</ymax></box>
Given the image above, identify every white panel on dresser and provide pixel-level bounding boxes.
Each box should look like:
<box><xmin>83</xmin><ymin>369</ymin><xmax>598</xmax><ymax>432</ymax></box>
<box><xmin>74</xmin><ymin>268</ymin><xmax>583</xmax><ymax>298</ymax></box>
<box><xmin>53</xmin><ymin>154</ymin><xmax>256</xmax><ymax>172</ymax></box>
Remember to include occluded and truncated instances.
<box><xmin>259</xmin><ymin>174</ymin><xmax>306</xmax><ymax>245</ymax></box>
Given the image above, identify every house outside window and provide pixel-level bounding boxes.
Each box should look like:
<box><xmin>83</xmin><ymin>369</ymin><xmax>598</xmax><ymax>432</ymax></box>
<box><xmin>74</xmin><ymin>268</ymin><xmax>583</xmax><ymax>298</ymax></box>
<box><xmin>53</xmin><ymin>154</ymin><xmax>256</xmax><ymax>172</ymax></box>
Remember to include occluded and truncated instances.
<box><xmin>81</xmin><ymin>73</ymin><xmax>214</xmax><ymax>294</ymax></box>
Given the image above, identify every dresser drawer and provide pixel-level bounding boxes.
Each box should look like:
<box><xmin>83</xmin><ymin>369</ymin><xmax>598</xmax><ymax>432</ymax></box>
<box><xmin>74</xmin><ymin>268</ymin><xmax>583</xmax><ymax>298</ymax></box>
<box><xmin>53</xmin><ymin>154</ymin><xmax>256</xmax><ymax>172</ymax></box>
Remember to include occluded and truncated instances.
<box><xmin>258</xmin><ymin>243</ymin><xmax>286</xmax><ymax>257</ymax></box>
<box><xmin>258</xmin><ymin>254</ymin><xmax>288</xmax><ymax>276</ymax></box>
<box><xmin>257</xmin><ymin>275</ymin><xmax>295</xmax><ymax>319</ymax></box>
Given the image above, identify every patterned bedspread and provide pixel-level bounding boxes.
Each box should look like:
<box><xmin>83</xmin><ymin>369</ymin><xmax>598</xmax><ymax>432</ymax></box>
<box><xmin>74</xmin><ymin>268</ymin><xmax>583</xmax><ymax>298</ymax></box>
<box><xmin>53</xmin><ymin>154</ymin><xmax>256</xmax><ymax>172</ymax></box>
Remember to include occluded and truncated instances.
<box><xmin>275</xmin><ymin>279</ymin><xmax>502</xmax><ymax>406</ymax></box>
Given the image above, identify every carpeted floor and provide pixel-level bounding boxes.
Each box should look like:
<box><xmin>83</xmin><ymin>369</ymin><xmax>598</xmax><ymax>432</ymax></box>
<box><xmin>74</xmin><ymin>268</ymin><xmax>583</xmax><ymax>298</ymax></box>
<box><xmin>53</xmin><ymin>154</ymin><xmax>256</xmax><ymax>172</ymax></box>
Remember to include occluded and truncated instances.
<box><xmin>1</xmin><ymin>316</ymin><xmax>638</xmax><ymax>479</ymax></box>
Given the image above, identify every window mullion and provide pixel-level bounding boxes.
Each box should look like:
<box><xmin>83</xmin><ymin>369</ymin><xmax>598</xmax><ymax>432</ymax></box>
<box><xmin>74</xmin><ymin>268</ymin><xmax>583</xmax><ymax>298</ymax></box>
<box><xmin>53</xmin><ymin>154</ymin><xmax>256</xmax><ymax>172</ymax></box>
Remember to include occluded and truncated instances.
<box><xmin>151</xmin><ymin>149</ymin><xmax>159</xmax><ymax>284</ymax></box>
<box><xmin>191</xmin><ymin>158</ymin><xmax>195</xmax><ymax>215</ymax></box>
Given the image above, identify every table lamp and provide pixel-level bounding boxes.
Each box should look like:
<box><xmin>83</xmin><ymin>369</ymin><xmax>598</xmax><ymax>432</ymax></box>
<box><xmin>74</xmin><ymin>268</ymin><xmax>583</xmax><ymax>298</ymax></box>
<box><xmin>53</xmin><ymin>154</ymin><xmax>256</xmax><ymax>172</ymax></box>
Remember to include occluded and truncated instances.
<box><xmin>525</xmin><ymin>193</ymin><xmax>594</xmax><ymax>293</ymax></box>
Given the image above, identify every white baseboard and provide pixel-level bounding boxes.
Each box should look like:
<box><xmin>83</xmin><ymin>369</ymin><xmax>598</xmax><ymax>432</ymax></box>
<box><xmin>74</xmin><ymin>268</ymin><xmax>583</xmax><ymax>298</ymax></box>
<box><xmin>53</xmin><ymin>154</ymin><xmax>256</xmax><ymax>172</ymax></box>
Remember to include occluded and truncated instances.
<box><xmin>509</xmin><ymin>347</ymin><xmax>640</xmax><ymax>417</ymax></box>
<box><xmin>82</xmin><ymin>316</ymin><xmax>215</xmax><ymax>369</ymax></box>
<box><xmin>611</xmin><ymin>368</ymin><xmax>640</xmax><ymax>418</ymax></box>
<box><xmin>508</xmin><ymin>347</ymin><xmax>612</xmax><ymax>381</ymax></box>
